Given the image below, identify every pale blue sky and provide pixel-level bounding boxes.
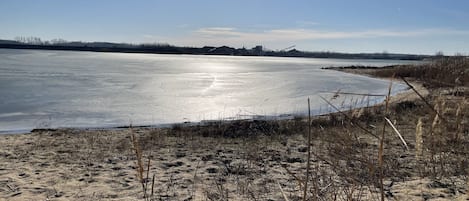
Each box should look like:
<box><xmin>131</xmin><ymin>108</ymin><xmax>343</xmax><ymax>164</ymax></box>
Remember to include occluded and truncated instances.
<box><xmin>1</xmin><ymin>0</ymin><xmax>469</xmax><ymax>54</ymax></box>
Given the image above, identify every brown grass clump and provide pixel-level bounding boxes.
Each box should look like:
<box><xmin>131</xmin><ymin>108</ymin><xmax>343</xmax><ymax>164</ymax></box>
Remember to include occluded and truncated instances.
<box><xmin>371</xmin><ymin>56</ymin><xmax>469</xmax><ymax>88</ymax></box>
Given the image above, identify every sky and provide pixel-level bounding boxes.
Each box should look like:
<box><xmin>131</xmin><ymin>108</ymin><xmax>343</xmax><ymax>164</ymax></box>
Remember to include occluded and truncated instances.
<box><xmin>1</xmin><ymin>0</ymin><xmax>469</xmax><ymax>54</ymax></box>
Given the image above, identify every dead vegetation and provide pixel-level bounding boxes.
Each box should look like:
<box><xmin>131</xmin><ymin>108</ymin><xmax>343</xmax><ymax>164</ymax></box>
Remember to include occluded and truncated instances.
<box><xmin>343</xmin><ymin>57</ymin><xmax>469</xmax><ymax>88</ymax></box>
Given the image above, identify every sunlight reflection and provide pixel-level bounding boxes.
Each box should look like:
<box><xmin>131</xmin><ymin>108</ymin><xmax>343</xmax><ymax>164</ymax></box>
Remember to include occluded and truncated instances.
<box><xmin>201</xmin><ymin>73</ymin><xmax>218</xmax><ymax>95</ymax></box>
<box><xmin>192</xmin><ymin>62</ymin><xmax>241</xmax><ymax>73</ymax></box>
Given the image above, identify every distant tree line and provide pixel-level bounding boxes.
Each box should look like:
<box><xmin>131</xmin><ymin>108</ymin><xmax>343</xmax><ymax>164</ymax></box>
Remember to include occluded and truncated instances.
<box><xmin>13</xmin><ymin>36</ymin><xmax>69</xmax><ymax>45</ymax></box>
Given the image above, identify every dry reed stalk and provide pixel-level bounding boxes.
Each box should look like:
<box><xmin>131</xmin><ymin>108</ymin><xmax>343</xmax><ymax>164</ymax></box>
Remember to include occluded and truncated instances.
<box><xmin>378</xmin><ymin>75</ymin><xmax>393</xmax><ymax>201</ymax></box>
<box><xmin>454</xmin><ymin>98</ymin><xmax>465</xmax><ymax>141</ymax></box>
<box><xmin>130</xmin><ymin>130</ymin><xmax>144</xmax><ymax>180</ymax></box>
<box><xmin>319</xmin><ymin>96</ymin><xmax>378</xmax><ymax>139</ymax></box>
<box><xmin>151</xmin><ymin>174</ymin><xmax>155</xmax><ymax>198</ymax></box>
<box><xmin>430</xmin><ymin>99</ymin><xmax>440</xmax><ymax>137</ymax></box>
<box><xmin>351</xmin><ymin>108</ymin><xmax>361</xmax><ymax>119</ymax></box>
<box><xmin>129</xmin><ymin>127</ymin><xmax>146</xmax><ymax>198</ymax></box>
<box><xmin>282</xmin><ymin>165</ymin><xmax>305</xmax><ymax>189</ymax></box>
<box><xmin>428</xmin><ymin>100</ymin><xmax>441</xmax><ymax>176</ymax></box>
<box><xmin>303</xmin><ymin>98</ymin><xmax>312</xmax><ymax>201</ymax></box>
<box><xmin>277</xmin><ymin>181</ymin><xmax>290</xmax><ymax>201</ymax></box>
<box><xmin>144</xmin><ymin>156</ymin><xmax>151</xmax><ymax>198</ymax></box>
<box><xmin>400</xmin><ymin>76</ymin><xmax>447</xmax><ymax>123</ymax></box>
<box><xmin>440</xmin><ymin>98</ymin><xmax>447</xmax><ymax>115</ymax></box>
<box><xmin>356</xmin><ymin>107</ymin><xmax>365</xmax><ymax>119</ymax></box>
<box><xmin>384</xmin><ymin>117</ymin><xmax>409</xmax><ymax>150</ymax></box>
<box><xmin>415</xmin><ymin>118</ymin><xmax>424</xmax><ymax>161</ymax></box>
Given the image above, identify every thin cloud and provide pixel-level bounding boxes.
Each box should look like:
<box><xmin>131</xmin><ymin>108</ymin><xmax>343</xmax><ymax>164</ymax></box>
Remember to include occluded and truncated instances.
<box><xmin>195</xmin><ymin>27</ymin><xmax>240</xmax><ymax>38</ymax></box>
<box><xmin>296</xmin><ymin>20</ymin><xmax>320</xmax><ymax>27</ymax></box>
<box><xmin>150</xmin><ymin>27</ymin><xmax>469</xmax><ymax>48</ymax></box>
<box><xmin>195</xmin><ymin>27</ymin><xmax>468</xmax><ymax>40</ymax></box>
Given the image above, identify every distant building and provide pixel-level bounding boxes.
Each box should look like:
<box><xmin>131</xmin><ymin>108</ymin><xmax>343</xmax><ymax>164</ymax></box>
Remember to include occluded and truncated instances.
<box><xmin>208</xmin><ymin>46</ymin><xmax>236</xmax><ymax>55</ymax></box>
<box><xmin>252</xmin><ymin>45</ymin><xmax>263</xmax><ymax>55</ymax></box>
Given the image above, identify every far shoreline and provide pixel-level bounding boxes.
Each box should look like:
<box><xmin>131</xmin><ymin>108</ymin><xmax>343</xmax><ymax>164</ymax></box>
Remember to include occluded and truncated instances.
<box><xmin>0</xmin><ymin>43</ymin><xmax>430</xmax><ymax>60</ymax></box>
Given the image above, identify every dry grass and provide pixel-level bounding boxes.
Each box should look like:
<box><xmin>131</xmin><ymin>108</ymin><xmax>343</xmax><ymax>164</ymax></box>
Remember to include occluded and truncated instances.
<box><xmin>372</xmin><ymin>57</ymin><xmax>469</xmax><ymax>88</ymax></box>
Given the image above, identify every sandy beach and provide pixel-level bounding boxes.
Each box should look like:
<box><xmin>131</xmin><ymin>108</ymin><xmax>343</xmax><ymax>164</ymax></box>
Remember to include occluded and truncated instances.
<box><xmin>1</xmin><ymin>65</ymin><xmax>468</xmax><ymax>201</ymax></box>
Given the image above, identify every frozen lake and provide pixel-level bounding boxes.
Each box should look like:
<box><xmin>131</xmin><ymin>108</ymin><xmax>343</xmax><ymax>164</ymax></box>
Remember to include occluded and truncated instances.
<box><xmin>0</xmin><ymin>49</ymin><xmax>418</xmax><ymax>133</ymax></box>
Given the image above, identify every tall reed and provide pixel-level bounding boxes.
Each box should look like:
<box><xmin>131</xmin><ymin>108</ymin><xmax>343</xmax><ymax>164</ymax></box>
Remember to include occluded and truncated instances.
<box><xmin>378</xmin><ymin>75</ymin><xmax>393</xmax><ymax>201</ymax></box>
<box><xmin>129</xmin><ymin>126</ymin><xmax>154</xmax><ymax>200</ymax></box>
<box><xmin>415</xmin><ymin>118</ymin><xmax>423</xmax><ymax>162</ymax></box>
<box><xmin>303</xmin><ymin>98</ymin><xmax>312</xmax><ymax>201</ymax></box>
